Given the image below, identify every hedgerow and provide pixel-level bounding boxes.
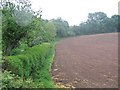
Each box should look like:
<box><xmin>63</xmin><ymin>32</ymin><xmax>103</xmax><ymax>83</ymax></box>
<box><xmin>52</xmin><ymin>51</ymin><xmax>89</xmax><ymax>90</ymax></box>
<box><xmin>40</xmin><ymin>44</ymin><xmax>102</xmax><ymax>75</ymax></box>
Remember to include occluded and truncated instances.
<box><xmin>2</xmin><ymin>43</ymin><xmax>56</xmax><ymax>88</ymax></box>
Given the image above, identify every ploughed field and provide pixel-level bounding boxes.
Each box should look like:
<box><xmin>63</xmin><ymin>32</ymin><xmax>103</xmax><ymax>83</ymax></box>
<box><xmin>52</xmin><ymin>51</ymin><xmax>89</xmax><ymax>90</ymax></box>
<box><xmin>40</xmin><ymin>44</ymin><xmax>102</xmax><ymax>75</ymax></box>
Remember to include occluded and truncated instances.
<box><xmin>51</xmin><ymin>33</ymin><xmax>118</xmax><ymax>88</ymax></box>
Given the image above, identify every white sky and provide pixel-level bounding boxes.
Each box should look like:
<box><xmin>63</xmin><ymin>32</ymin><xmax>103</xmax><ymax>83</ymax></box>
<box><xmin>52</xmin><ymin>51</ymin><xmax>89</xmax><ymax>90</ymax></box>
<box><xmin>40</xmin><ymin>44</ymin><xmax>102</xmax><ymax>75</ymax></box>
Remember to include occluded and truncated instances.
<box><xmin>31</xmin><ymin>0</ymin><xmax>119</xmax><ymax>26</ymax></box>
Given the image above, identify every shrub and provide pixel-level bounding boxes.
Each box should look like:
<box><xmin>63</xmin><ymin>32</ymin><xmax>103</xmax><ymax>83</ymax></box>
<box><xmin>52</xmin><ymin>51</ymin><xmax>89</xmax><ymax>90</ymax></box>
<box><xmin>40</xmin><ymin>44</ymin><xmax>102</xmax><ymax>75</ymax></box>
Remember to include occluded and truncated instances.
<box><xmin>2</xmin><ymin>70</ymin><xmax>44</xmax><ymax>89</ymax></box>
<box><xmin>5</xmin><ymin>43</ymin><xmax>53</xmax><ymax>79</ymax></box>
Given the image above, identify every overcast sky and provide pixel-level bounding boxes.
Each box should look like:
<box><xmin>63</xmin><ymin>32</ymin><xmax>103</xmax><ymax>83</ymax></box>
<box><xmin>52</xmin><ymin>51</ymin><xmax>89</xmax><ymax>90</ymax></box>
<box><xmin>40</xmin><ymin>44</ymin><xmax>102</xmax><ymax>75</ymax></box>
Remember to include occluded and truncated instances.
<box><xmin>31</xmin><ymin>0</ymin><xmax>119</xmax><ymax>26</ymax></box>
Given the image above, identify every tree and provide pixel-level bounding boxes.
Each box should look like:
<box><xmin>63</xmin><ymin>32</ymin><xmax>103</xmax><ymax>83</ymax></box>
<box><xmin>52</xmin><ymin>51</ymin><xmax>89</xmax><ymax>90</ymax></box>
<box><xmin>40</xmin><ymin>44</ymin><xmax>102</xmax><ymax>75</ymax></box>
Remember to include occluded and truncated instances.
<box><xmin>86</xmin><ymin>12</ymin><xmax>108</xmax><ymax>33</ymax></box>
<box><xmin>111</xmin><ymin>15</ymin><xmax>119</xmax><ymax>32</ymax></box>
<box><xmin>87</xmin><ymin>12</ymin><xmax>107</xmax><ymax>23</ymax></box>
<box><xmin>44</xmin><ymin>21</ymin><xmax>56</xmax><ymax>41</ymax></box>
<box><xmin>70</xmin><ymin>12</ymin><xmax>119</xmax><ymax>36</ymax></box>
<box><xmin>2</xmin><ymin>0</ymin><xmax>34</xmax><ymax>55</ymax></box>
<box><xmin>52</xmin><ymin>18</ymin><xmax>69</xmax><ymax>37</ymax></box>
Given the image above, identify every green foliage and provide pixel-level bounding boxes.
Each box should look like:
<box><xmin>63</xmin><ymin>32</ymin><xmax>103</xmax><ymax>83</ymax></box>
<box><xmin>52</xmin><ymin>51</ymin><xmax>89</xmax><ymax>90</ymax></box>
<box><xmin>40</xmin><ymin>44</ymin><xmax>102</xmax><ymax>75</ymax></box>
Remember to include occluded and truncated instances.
<box><xmin>44</xmin><ymin>21</ymin><xmax>56</xmax><ymax>41</ymax></box>
<box><xmin>87</xmin><ymin>12</ymin><xmax>107</xmax><ymax>22</ymax></box>
<box><xmin>2</xmin><ymin>0</ymin><xmax>56</xmax><ymax>55</ymax></box>
<box><xmin>2</xmin><ymin>70</ymin><xmax>44</xmax><ymax>88</ymax></box>
<box><xmin>2</xmin><ymin>0</ymin><xmax>33</xmax><ymax>55</ymax></box>
<box><xmin>25</xmin><ymin>17</ymin><xmax>44</xmax><ymax>47</ymax></box>
<box><xmin>52</xmin><ymin>18</ymin><xmax>69</xmax><ymax>37</ymax></box>
<box><xmin>70</xmin><ymin>12</ymin><xmax>120</xmax><ymax>36</ymax></box>
<box><xmin>1</xmin><ymin>1</ymin><xmax>57</xmax><ymax>88</ymax></box>
<box><xmin>6</xmin><ymin>43</ymin><xmax>52</xmax><ymax>78</ymax></box>
<box><xmin>10</xmin><ymin>43</ymin><xmax>28</xmax><ymax>56</ymax></box>
<box><xmin>3</xmin><ymin>43</ymin><xmax>56</xmax><ymax>88</ymax></box>
<box><xmin>27</xmin><ymin>19</ymin><xmax>56</xmax><ymax>46</ymax></box>
<box><xmin>50</xmin><ymin>12</ymin><xmax>119</xmax><ymax>38</ymax></box>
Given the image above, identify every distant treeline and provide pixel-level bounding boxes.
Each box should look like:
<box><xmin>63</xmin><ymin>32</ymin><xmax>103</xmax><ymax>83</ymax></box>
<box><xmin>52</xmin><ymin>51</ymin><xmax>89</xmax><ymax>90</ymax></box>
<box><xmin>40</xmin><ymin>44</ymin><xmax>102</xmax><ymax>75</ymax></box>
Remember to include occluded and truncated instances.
<box><xmin>51</xmin><ymin>12</ymin><xmax>120</xmax><ymax>38</ymax></box>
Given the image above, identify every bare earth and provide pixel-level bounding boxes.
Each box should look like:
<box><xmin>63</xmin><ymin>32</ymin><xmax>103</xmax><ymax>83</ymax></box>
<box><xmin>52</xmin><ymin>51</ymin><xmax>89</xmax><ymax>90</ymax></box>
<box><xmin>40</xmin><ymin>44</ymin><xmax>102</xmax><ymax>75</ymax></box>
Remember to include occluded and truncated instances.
<box><xmin>51</xmin><ymin>33</ymin><xmax>118</xmax><ymax>88</ymax></box>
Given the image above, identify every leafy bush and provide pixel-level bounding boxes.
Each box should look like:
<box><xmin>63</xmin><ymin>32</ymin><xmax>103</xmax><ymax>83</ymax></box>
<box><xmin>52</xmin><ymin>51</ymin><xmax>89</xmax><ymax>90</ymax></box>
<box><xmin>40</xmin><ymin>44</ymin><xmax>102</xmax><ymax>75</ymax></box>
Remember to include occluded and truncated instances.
<box><xmin>6</xmin><ymin>43</ymin><xmax>53</xmax><ymax>78</ymax></box>
<box><xmin>2</xmin><ymin>70</ymin><xmax>44</xmax><ymax>89</ymax></box>
<box><xmin>2</xmin><ymin>43</ymin><xmax>56</xmax><ymax>88</ymax></box>
<box><xmin>10</xmin><ymin>43</ymin><xmax>28</xmax><ymax>56</ymax></box>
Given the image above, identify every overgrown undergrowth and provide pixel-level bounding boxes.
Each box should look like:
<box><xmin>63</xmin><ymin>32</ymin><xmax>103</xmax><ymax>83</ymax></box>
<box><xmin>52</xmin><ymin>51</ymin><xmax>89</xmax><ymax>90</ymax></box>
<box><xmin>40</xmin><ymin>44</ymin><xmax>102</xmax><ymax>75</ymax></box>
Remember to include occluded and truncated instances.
<box><xmin>2</xmin><ymin>42</ymin><xmax>57</xmax><ymax>88</ymax></box>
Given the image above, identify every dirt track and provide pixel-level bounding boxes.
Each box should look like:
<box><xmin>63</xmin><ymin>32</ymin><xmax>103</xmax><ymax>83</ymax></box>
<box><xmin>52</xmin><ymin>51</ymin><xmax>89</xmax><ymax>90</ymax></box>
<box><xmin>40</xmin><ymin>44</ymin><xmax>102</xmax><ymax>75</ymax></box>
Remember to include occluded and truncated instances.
<box><xmin>51</xmin><ymin>33</ymin><xmax>118</xmax><ymax>88</ymax></box>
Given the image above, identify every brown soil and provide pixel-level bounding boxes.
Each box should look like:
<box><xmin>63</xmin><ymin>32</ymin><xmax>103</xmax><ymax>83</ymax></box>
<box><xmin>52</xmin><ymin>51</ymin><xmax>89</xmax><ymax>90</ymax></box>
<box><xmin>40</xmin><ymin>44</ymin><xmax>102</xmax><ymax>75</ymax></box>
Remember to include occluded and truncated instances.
<box><xmin>51</xmin><ymin>33</ymin><xmax>118</xmax><ymax>88</ymax></box>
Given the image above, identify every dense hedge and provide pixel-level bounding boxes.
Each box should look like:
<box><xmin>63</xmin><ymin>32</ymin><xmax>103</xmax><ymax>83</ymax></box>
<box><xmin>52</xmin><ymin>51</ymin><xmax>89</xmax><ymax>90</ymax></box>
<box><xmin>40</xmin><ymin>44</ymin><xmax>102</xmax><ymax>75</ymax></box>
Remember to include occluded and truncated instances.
<box><xmin>5</xmin><ymin>43</ymin><xmax>53</xmax><ymax>79</ymax></box>
<box><xmin>2</xmin><ymin>42</ymin><xmax>56</xmax><ymax>88</ymax></box>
